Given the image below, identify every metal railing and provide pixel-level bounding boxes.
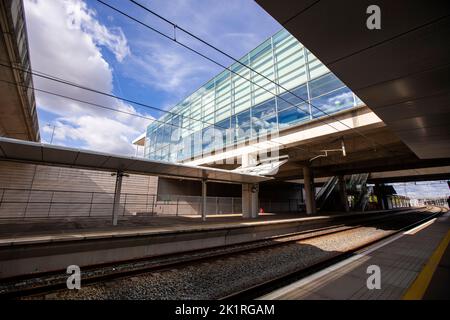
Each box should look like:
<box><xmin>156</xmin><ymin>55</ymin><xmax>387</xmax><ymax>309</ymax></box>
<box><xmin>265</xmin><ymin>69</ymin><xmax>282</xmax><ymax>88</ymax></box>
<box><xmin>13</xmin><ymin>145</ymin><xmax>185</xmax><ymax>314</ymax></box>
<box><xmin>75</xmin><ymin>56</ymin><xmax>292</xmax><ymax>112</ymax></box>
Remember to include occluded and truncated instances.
<box><xmin>0</xmin><ymin>187</ymin><xmax>157</xmax><ymax>219</ymax></box>
<box><xmin>156</xmin><ymin>194</ymin><xmax>243</xmax><ymax>216</ymax></box>
<box><xmin>0</xmin><ymin>187</ymin><xmax>306</xmax><ymax>219</ymax></box>
<box><xmin>0</xmin><ymin>188</ymin><xmax>246</xmax><ymax>219</ymax></box>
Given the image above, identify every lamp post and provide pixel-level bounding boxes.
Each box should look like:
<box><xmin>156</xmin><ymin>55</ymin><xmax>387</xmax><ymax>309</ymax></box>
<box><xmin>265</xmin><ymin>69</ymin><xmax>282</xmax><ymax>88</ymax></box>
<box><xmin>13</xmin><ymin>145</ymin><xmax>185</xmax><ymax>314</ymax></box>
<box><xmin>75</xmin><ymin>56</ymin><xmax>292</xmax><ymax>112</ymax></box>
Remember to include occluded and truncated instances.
<box><xmin>46</xmin><ymin>123</ymin><xmax>56</xmax><ymax>144</ymax></box>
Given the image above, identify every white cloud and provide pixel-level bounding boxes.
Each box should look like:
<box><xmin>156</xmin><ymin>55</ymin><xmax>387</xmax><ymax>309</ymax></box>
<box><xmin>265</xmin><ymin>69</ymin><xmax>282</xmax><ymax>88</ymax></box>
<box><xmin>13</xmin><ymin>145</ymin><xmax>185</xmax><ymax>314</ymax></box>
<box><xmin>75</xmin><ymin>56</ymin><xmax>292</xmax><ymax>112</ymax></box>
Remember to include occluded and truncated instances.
<box><xmin>126</xmin><ymin>41</ymin><xmax>217</xmax><ymax>98</ymax></box>
<box><xmin>391</xmin><ymin>182</ymin><xmax>450</xmax><ymax>199</ymax></box>
<box><xmin>24</xmin><ymin>0</ymin><xmax>151</xmax><ymax>156</ymax></box>
<box><xmin>65</xmin><ymin>0</ymin><xmax>130</xmax><ymax>62</ymax></box>
<box><xmin>121</xmin><ymin>0</ymin><xmax>278</xmax><ymax>101</ymax></box>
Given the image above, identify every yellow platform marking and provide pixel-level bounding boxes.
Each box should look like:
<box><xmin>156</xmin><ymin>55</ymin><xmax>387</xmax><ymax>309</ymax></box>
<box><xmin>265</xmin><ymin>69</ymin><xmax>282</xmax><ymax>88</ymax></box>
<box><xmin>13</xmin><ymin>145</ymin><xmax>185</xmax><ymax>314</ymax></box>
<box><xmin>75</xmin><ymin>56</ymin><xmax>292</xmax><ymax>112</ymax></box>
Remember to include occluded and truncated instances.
<box><xmin>403</xmin><ymin>229</ymin><xmax>450</xmax><ymax>300</ymax></box>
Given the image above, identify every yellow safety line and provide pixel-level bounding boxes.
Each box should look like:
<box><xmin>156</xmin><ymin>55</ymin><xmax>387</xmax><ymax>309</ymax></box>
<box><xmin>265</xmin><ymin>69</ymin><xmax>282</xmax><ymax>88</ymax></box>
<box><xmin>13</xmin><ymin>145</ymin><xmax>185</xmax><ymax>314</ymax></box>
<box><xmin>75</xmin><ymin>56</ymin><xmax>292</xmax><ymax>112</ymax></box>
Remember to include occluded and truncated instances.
<box><xmin>403</xmin><ymin>229</ymin><xmax>450</xmax><ymax>300</ymax></box>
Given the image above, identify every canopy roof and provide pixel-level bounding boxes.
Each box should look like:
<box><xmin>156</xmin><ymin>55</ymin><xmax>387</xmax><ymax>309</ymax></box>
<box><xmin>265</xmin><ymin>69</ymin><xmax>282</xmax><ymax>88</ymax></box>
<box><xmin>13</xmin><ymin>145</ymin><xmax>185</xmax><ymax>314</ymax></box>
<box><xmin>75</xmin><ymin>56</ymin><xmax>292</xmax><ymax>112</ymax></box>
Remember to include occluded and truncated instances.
<box><xmin>0</xmin><ymin>137</ymin><xmax>270</xmax><ymax>184</ymax></box>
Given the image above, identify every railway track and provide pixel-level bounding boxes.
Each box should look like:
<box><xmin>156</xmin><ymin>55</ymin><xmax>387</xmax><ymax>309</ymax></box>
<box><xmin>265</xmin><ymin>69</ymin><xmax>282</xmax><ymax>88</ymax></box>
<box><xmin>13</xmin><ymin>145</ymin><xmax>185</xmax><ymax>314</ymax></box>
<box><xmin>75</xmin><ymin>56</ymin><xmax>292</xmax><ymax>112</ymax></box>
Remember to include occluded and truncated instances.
<box><xmin>0</xmin><ymin>207</ymin><xmax>442</xmax><ymax>299</ymax></box>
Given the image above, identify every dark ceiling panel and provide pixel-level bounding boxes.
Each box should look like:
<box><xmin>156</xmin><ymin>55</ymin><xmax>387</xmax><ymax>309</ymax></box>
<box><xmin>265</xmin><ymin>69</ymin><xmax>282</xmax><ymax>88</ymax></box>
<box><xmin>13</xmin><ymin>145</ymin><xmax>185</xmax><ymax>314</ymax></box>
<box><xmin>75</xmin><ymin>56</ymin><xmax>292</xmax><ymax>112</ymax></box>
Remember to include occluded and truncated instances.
<box><xmin>258</xmin><ymin>0</ymin><xmax>450</xmax><ymax>64</ymax></box>
<box><xmin>256</xmin><ymin>0</ymin><xmax>450</xmax><ymax>159</ymax></box>
<box><xmin>374</xmin><ymin>92</ymin><xmax>450</xmax><ymax>121</ymax></box>
<box><xmin>255</xmin><ymin>0</ymin><xmax>318</xmax><ymax>25</ymax></box>
<box><xmin>329</xmin><ymin>17</ymin><xmax>450</xmax><ymax>90</ymax></box>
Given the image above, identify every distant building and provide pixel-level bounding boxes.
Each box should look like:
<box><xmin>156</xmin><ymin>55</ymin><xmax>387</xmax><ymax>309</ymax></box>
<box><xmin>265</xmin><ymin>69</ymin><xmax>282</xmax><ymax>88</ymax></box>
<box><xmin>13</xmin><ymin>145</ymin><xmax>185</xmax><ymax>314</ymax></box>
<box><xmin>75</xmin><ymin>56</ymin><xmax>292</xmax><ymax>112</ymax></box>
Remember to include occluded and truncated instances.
<box><xmin>0</xmin><ymin>0</ymin><xmax>40</xmax><ymax>141</ymax></box>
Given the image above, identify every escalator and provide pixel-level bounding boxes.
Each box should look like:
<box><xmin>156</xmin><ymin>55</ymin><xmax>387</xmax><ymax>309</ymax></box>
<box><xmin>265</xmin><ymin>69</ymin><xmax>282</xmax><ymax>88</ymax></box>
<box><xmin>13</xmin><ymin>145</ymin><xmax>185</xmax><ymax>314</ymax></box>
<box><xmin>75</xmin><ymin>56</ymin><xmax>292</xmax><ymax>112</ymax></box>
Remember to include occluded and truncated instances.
<box><xmin>315</xmin><ymin>173</ymin><xmax>369</xmax><ymax>211</ymax></box>
<box><xmin>315</xmin><ymin>176</ymin><xmax>338</xmax><ymax>210</ymax></box>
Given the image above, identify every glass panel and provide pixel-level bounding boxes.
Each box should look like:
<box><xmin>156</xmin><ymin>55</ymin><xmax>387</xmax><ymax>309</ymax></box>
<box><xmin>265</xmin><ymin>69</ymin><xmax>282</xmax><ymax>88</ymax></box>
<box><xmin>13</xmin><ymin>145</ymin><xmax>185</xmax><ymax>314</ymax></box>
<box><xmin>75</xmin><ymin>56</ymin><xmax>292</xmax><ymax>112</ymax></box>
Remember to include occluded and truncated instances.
<box><xmin>216</xmin><ymin>118</ymin><xmax>231</xmax><ymax>146</ymax></box>
<box><xmin>354</xmin><ymin>94</ymin><xmax>364</xmax><ymax>106</ymax></box>
<box><xmin>164</xmin><ymin>146</ymin><xmax>171</xmax><ymax>161</ymax></box>
<box><xmin>190</xmin><ymin>96</ymin><xmax>203</xmax><ymax>131</ymax></box>
<box><xmin>252</xmin><ymin>98</ymin><xmax>277</xmax><ymax>135</ymax></box>
<box><xmin>309</xmin><ymin>72</ymin><xmax>345</xmax><ymax>98</ymax></box>
<box><xmin>311</xmin><ymin>87</ymin><xmax>354</xmax><ymax>118</ymax></box>
<box><xmin>192</xmin><ymin>130</ymin><xmax>203</xmax><ymax>157</ymax></box>
<box><xmin>278</xmin><ymin>103</ymin><xmax>310</xmax><ymax>129</ymax></box>
<box><xmin>202</xmin><ymin>126</ymin><xmax>213</xmax><ymax>152</ymax></box>
<box><xmin>272</xmin><ymin>29</ymin><xmax>291</xmax><ymax>48</ymax></box>
<box><xmin>179</xmin><ymin>104</ymin><xmax>191</xmax><ymax>136</ymax></box>
<box><xmin>232</xmin><ymin>55</ymin><xmax>251</xmax><ymax>114</ymax></box>
<box><xmin>307</xmin><ymin>50</ymin><xmax>329</xmax><ymax>79</ymax></box>
<box><xmin>179</xmin><ymin>135</ymin><xmax>192</xmax><ymax>160</ymax></box>
<box><xmin>216</xmin><ymin>118</ymin><xmax>231</xmax><ymax>130</ymax></box>
<box><xmin>251</xmin><ymin>39</ymin><xmax>276</xmax><ymax>105</ymax></box>
<box><xmin>275</xmin><ymin>44</ymin><xmax>306</xmax><ymax>92</ymax></box>
<box><xmin>276</xmin><ymin>84</ymin><xmax>308</xmax><ymax>111</ymax></box>
<box><xmin>235</xmin><ymin>109</ymin><xmax>251</xmax><ymax>141</ymax></box>
<box><xmin>252</xmin><ymin>98</ymin><xmax>276</xmax><ymax>119</ymax></box>
<box><xmin>215</xmin><ymin>71</ymin><xmax>231</xmax><ymax>122</ymax></box>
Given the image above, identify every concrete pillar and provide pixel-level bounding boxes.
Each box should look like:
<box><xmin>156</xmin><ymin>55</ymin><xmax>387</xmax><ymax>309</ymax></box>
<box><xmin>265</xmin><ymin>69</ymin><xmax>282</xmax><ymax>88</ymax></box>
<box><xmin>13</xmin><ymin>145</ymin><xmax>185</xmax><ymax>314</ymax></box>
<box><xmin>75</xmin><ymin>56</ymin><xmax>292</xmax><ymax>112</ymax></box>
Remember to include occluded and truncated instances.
<box><xmin>242</xmin><ymin>183</ymin><xmax>259</xmax><ymax>218</ymax></box>
<box><xmin>112</xmin><ymin>171</ymin><xmax>124</xmax><ymax>226</ymax></box>
<box><xmin>338</xmin><ymin>175</ymin><xmax>349</xmax><ymax>212</ymax></box>
<box><xmin>201</xmin><ymin>179</ymin><xmax>207</xmax><ymax>221</ymax></box>
<box><xmin>252</xmin><ymin>183</ymin><xmax>259</xmax><ymax>218</ymax></box>
<box><xmin>303</xmin><ymin>166</ymin><xmax>316</xmax><ymax>214</ymax></box>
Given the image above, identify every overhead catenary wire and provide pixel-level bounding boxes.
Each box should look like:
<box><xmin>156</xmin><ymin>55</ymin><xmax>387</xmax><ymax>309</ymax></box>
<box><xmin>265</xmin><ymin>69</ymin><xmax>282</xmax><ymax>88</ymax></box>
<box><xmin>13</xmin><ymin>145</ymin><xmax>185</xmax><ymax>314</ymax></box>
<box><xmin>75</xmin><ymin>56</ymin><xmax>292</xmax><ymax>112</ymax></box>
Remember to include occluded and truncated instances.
<box><xmin>0</xmin><ymin>77</ymin><xmax>175</xmax><ymax>129</ymax></box>
<box><xmin>0</xmin><ymin>60</ymin><xmax>313</xmax><ymax>157</ymax></box>
<box><xmin>0</xmin><ymin>61</ymin><xmax>227</xmax><ymax>131</ymax></box>
<box><xmin>0</xmin><ymin>74</ymin><xmax>314</xmax><ymax>156</ymax></box>
<box><xmin>122</xmin><ymin>0</ymin><xmax>401</xmax><ymax>156</ymax></box>
<box><xmin>8</xmin><ymin>0</ymin><xmax>380</xmax><ymax>152</ymax></box>
<box><xmin>6</xmin><ymin>1</ymin><xmax>403</xmax><ymax>159</ymax></box>
<box><xmin>96</xmin><ymin>0</ymin><xmax>344</xmax><ymax>136</ymax></box>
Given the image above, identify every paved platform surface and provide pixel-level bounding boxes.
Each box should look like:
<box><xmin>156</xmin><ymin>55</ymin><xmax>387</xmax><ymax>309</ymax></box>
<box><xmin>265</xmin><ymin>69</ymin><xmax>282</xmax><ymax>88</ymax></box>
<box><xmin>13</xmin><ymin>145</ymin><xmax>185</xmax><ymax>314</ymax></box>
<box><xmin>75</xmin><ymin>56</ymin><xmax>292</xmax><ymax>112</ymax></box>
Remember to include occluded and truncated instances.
<box><xmin>0</xmin><ymin>209</ymin><xmax>405</xmax><ymax>246</ymax></box>
<box><xmin>261</xmin><ymin>209</ymin><xmax>450</xmax><ymax>300</ymax></box>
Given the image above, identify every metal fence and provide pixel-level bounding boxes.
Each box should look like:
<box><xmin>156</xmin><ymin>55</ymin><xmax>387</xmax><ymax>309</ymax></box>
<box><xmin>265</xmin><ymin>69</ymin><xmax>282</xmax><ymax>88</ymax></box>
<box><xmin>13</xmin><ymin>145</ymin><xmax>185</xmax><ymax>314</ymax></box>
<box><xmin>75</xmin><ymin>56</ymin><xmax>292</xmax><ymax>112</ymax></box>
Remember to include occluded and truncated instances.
<box><xmin>0</xmin><ymin>188</ymin><xmax>246</xmax><ymax>219</ymax></box>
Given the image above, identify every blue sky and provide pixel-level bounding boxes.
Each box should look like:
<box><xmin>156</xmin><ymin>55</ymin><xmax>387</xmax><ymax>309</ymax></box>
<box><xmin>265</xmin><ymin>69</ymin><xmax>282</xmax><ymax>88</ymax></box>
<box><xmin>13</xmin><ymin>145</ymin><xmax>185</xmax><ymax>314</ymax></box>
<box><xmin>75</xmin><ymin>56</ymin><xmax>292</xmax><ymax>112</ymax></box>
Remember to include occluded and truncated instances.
<box><xmin>22</xmin><ymin>1</ymin><xmax>450</xmax><ymax>199</ymax></box>
<box><xmin>24</xmin><ymin>0</ymin><xmax>282</xmax><ymax>155</ymax></box>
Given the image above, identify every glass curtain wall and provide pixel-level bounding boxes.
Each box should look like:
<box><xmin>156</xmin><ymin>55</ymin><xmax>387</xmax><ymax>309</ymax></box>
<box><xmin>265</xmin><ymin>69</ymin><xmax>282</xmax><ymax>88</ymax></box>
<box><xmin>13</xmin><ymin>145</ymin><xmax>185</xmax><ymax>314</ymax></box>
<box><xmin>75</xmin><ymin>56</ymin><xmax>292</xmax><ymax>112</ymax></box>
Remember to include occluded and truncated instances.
<box><xmin>145</xmin><ymin>29</ymin><xmax>364</xmax><ymax>162</ymax></box>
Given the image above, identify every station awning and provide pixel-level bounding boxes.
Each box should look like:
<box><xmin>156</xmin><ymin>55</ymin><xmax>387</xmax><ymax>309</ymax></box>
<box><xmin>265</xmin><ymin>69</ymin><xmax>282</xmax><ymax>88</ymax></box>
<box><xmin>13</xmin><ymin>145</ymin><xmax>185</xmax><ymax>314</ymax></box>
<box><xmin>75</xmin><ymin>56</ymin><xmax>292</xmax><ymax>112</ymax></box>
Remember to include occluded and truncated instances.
<box><xmin>0</xmin><ymin>137</ymin><xmax>270</xmax><ymax>184</ymax></box>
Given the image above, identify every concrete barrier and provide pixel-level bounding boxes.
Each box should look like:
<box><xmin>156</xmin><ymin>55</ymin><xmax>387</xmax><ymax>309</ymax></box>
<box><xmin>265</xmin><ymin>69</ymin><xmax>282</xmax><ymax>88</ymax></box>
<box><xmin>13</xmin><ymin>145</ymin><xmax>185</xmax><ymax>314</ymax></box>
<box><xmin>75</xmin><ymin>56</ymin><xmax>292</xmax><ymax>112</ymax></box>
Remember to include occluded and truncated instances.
<box><xmin>0</xmin><ymin>209</ymin><xmax>413</xmax><ymax>279</ymax></box>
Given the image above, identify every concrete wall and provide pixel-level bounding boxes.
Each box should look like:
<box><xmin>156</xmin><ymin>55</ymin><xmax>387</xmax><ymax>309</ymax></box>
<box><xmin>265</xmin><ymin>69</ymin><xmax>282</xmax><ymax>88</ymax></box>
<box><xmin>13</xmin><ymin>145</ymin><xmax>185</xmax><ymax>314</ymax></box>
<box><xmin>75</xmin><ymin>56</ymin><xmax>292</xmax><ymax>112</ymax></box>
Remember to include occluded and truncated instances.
<box><xmin>0</xmin><ymin>161</ymin><xmax>244</xmax><ymax>218</ymax></box>
<box><xmin>157</xmin><ymin>177</ymin><xmax>241</xmax><ymax>197</ymax></box>
<box><xmin>0</xmin><ymin>162</ymin><xmax>304</xmax><ymax>219</ymax></box>
<box><xmin>259</xmin><ymin>182</ymin><xmax>303</xmax><ymax>213</ymax></box>
<box><xmin>0</xmin><ymin>161</ymin><xmax>157</xmax><ymax>218</ymax></box>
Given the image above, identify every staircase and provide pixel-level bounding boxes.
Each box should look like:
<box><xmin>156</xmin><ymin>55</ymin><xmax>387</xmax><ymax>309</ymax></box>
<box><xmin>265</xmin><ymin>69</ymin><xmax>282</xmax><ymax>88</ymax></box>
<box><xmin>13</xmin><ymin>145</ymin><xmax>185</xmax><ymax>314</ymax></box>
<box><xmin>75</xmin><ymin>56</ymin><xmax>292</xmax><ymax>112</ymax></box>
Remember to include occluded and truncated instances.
<box><xmin>315</xmin><ymin>176</ymin><xmax>339</xmax><ymax>210</ymax></box>
<box><xmin>315</xmin><ymin>173</ymin><xmax>370</xmax><ymax>211</ymax></box>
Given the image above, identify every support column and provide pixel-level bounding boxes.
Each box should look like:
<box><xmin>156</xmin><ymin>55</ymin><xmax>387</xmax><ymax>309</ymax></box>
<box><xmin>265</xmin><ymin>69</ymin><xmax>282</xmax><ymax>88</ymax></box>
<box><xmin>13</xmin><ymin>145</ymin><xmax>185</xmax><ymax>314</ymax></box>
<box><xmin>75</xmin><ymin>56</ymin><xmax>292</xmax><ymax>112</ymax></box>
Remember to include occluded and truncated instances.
<box><xmin>338</xmin><ymin>175</ymin><xmax>349</xmax><ymax>212</ymax></box>
<box><xmin>112</xmin><ymin>171</ymin><xmax>124</xmax><ymax>226</ymax></box>
<box><xmin>201</xmin><ymin>179</ymin><xmax>207</xmax><ymax>221</ymax></box>
<box><xmin>303</xmin><ymin>166</ymin><xmax>316</xmax><ymax>215</ymax></box>
<box><xmin>242</xmin><ymin>183</ymin><xmax>259</xmax><ymax>218</ymax></box>
<box><xmin>251</xmin><ymin>183</ymin><xmax>259</xmax><ymax>218</ymax></box>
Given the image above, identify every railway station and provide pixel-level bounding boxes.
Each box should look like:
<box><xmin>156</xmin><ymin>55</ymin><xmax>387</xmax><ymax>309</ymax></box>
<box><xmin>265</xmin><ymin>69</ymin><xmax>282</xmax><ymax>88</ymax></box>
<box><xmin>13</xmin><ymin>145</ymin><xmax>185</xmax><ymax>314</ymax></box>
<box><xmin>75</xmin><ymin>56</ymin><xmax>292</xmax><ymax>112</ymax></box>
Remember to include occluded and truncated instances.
<box><xmin>0</xmin><ymin>0</ymin><xmax>449</xmax><ymax>303</ymax></box>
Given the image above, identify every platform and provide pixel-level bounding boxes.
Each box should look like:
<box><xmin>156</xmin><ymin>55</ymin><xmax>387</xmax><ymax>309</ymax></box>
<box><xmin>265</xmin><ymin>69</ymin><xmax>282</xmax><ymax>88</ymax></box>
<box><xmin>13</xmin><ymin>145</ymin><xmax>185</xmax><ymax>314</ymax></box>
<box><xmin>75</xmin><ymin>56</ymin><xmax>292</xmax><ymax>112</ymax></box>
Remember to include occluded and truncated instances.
<box><xmin>0</xmin><ymin>209</ymin><xmax>402</xmax><ymax>246</ymax></box>
<box><xmin>0</xmin><ymin>209</ymin><xmax>413</xmax><ymax>279</ymax></box>
<box><xmin>261</xmin><ymin>209</ymin><xmax>450</xmax><ymax>300</ymax></box>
